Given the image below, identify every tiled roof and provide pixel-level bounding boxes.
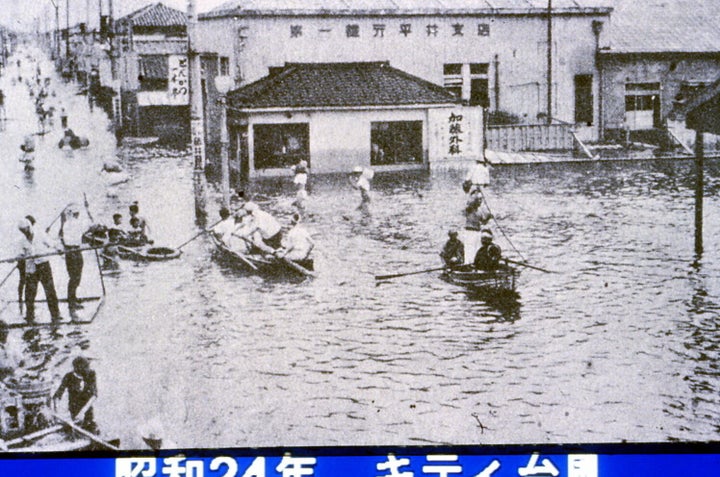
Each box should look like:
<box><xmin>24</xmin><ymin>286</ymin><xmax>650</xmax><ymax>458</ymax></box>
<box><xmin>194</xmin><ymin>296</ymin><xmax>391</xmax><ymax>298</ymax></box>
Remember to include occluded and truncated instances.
<box><xmin>118</xmin><ymin>2</ymin><xmax>186</xmax><ymax>28</ymax></box>
<box><xmin>604</xmin><ymin>0</ymin><xmax>720</xmax><ymax>54</ymax></box>
<box><xmin>204</xmin><ymin>0</ymin><xmax>611</xmax><ymax>18</ymax></box>
<box><xmin>228</xmin><ymin>62</ymin><xmax>459</xmax><ymax>110</ymax></box>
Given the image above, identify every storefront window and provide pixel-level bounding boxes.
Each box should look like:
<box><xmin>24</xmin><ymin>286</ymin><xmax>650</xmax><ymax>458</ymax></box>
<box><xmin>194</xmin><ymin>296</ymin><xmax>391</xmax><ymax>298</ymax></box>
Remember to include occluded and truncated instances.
<box><xmin>371</xmin><ymin>121</ymin><xmax>423</xmax><ymax>165</ymax></box>
<box><xmin>253</xmin><ymin>123</ymin><xmax>309</xmax><ymax>170</ymax></box>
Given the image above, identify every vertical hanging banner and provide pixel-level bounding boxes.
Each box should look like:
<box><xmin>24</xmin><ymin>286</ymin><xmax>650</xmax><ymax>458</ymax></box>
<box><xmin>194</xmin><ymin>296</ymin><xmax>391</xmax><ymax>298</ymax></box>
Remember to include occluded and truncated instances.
<box><xmin>167</xmin><ymin>55</ymin><xmax>190</xmax><ymax>105</ymax></box>
<box><xmin>428</xmin><ymin>106</ymin><xmax>483</xmax><ymax>163</ymax></box>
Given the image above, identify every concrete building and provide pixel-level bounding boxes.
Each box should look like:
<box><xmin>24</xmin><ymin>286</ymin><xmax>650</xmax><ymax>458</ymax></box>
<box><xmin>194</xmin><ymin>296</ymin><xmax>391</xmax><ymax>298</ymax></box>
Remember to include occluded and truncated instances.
<box><xmin>197</xmin><ymin>0</ymin><xmax>612</xmax><ymax>171</ymax></box>
<box><xmin>115</xmin><ymin>2</ymin><xmax>189</xmax><ymax>142</ymax></box>
<box><xmin>226</xmin><ymin>61</ymin><xmax>480</xmax><ymax>177</ymax></box>
<box><xmin>599</xmin><ymin>0</ymin><xmax>720</xmax><ymax>141</ymax></box>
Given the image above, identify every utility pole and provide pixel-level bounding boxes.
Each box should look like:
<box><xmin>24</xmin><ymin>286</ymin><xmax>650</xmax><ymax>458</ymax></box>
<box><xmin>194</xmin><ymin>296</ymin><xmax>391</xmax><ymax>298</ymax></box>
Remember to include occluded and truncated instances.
<box><xmin>546</xmin><ymin>0</ymin><xmax>553</xmax><ymax>125</ymax></box>
<box><xmin>54</xmin><ymin>1</ymin><xmax>60</xmax><ymax>61</ymax></box>
<box><xmin>66</xmin><ymin>0</ymin><xmax>70</xmax><ymax>58</ymax></box>
<box><xmin>188</xmin><ymin>0</ymin><xmax>208</xmax><ymax>225</ymax></box>
<box><xmin>188</xmin><ymin>0</ymin><xmax>206</xmax><ymax>171</ymax></box>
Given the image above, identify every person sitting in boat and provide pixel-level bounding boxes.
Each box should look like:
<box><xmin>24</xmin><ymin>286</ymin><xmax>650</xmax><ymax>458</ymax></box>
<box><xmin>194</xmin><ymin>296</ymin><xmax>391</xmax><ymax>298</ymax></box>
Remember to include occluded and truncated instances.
<box><xmin>127</xmin><ymin>217</ymin><xmax>150</xmax><ymax>246</ymax></box>
<box><xmin>107</xmin><ymin>213</ymin><xmax>127</xmax><ymax>244</ymax></box>
<box><xmin>276</xmin><ymin>213</ymin><xmax>315</xmax><ymax>262</ymax></box>
<box><xmin>473</xmin><ymin>228</ymin><xmax>502</xmax><ymax>272</ymax></box>
<box><xmin>212</xmin><ymin>207</ymin><xmax>236</xmax><ymax>244</ymax></box>
<box><xmin>128</xmin><ymin>202</ymin><xmax>152</xmax><ymax>243</ymax></box>
<box><xmin>463</xmin><ymin>195</ymin><xmax>492</xmax><ymax>264</ymax></box>
<box><xmin>243</xmin><ymin>201</ymin><xmax>283</xmax><ymax>253</ymax></box>
<box><xmin>225</xmin><ymin>211</ymin><xmax>253</xmax><ymax>255</ymax></box>
<box><xmin>440</xmin><ymin>229</ymin><xmax>464</xmax><ymax>269</ymax></box>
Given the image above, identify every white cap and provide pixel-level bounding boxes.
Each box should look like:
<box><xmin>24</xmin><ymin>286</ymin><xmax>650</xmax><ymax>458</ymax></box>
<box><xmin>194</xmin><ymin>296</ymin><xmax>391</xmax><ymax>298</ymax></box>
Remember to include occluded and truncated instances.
<box><xmin>17</xmin><ymin>219</ymin><xmax>31</xmax><ymax>231</ymax></box>
<box><xmin>244</xmin><ymin>201</ymin><xmax>259</xmax><ymax>213</ymax></box>
<box><xmin>352</xmin><ymin>166</ymin><xmax>363</xmax><ymax>174</ymax></box>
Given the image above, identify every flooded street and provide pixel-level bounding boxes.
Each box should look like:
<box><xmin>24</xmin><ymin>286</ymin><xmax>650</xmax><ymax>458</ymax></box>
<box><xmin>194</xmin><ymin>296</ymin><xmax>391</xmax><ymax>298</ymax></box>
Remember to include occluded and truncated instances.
<box><xmin>2</xmin><ymin>49</ymin><xmax>720</xmax><ymax>450</ymax></box>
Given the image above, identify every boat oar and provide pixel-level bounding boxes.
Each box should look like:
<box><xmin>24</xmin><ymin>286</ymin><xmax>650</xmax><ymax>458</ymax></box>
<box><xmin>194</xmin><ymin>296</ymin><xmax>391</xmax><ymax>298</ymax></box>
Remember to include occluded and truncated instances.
<box><xmin>49</xmin><ymin>411</ymin><xmax>119</xmax><ymax>451</ymax></box>
<box><xmin>176</xmin><ymin>216</ymin><xmax>227</xmax><ymax>251</ymax></box>
<box><xmin>0</xmin><ymin>424</ymin><xmax>64</xmax><ymax>450</ymax></box>
<box><xmin>44</xmin><ymin>204</ymin><xmax>72</xmax><ymax>233</ymax></box>
<box><xmin>278</xmin><ymin>256</ymin><xmax>316</xmax><ymax>278</ymax></box>
<box><xmin>504</xmin><ymin>258</ymin><xmax>556</xmax><ymax>274</ymax></box>
<box><xmin>375</xmin><ymin>266</ymin><xmax>447</xmax><ymax>281</ymax></box>
<box><xmin>0</xmin><ymin>244</ymin><xmax>107</xmax><ymax>265</ymax></box>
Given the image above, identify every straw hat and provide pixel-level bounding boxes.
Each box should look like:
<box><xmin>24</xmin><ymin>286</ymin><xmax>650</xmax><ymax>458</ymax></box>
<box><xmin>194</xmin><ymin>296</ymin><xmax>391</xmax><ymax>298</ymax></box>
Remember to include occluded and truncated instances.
<box><xmin>138</xmin><ymin>418</ymin><xmax>166</xmax><ymax>450</ymax></box>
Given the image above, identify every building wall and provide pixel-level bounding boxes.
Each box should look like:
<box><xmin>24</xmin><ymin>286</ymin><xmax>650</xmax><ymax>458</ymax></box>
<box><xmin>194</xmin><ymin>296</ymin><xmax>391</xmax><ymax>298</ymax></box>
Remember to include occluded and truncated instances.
<box><xmin>242</xmin><ymin>108</ymin><xmax>438</xmax><ymax>176</ymax></box>
<box><xmin>198</xmin><ymin>12</ymin><xmax>607</xmax><ymax>139</ymax></box>
<box><xmin>601</xmin><ymin>55</ymin><xmax>720</xmax><ymax>133</ymax></box>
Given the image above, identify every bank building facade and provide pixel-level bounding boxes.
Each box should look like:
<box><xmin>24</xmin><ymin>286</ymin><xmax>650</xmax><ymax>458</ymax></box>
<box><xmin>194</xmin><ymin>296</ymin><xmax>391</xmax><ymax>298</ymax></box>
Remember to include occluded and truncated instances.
<box><xmin>196</xmin><ymin>0</ymin><xmax>611</xmax><ymax>178</ymax></box>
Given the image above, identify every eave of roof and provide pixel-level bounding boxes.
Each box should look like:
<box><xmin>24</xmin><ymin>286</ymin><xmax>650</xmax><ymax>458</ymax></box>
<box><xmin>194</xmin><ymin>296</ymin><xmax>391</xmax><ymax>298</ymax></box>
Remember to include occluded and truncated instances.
<box><xmin>201</xmin><ymin>1</ymin><xmax>611</xmax><ymax>20</ymax></box>
<box><xmin>228</xmin><ymin>61</ymin><xmax>461</xmax><ymax>110</ymax></box>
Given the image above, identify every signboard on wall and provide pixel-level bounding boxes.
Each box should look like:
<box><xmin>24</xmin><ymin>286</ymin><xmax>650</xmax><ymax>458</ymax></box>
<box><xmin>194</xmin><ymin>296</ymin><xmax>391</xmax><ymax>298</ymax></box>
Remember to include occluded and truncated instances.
<box><xmin>428</xmin><ymin>106</ymin><xmax>483</xmax><ymax>162</ymax></box>
<box><xmin>168</xmin><ymin>55</ymin><xmax>189</xmax><ymax>105</ymax></box>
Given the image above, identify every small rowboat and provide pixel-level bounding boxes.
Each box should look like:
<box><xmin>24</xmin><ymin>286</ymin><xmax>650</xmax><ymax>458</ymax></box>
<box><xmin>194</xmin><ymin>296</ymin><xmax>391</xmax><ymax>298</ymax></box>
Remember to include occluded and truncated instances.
<box><xmin>82</xmin><ymin>228</ymin><xmax>180</xmax><ymax>262</ymax></box>
<box><xmin>1</xmin><ymin>378</ymin><xmax>118</xmax><ymax>452</ymax></box>
<box><xmin>441</xmin><ymin>264</ymin><xmax>520</xmax><ymax>300</ymax></box>
<box><xmin>209</xmin><ymin>234</ymin><xmax>314</xmax><ymax>278</ymax></box>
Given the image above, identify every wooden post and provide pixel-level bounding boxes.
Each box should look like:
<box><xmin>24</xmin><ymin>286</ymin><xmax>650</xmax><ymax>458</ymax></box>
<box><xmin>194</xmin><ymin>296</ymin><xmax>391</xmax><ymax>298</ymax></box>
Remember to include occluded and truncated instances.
<box><xmin>695</xmin><ymin>130</ymin><xmax>704</xmax><ymax>256</ymax></box>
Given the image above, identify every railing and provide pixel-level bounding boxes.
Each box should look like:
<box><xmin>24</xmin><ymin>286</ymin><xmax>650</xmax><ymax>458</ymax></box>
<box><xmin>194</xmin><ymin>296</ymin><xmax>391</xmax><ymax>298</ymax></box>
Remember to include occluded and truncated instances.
<box><xmin>486</xmin><ymin>123</ymin><xmax>574</xmax><ymax>152</ymax></box>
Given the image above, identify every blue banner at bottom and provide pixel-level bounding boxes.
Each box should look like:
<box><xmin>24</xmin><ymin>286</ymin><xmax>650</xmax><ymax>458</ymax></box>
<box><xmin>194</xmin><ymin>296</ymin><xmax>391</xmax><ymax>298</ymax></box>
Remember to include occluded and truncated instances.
<box><xmin>0</xmin><ymin>445</ymin><xmax>718</xmax><ymax>476</ymax></box>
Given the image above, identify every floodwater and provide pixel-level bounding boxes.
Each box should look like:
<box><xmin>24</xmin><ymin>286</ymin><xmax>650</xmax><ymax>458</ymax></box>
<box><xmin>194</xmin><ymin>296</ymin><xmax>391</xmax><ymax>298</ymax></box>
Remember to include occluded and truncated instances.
<box><xmin>1</xmin><ymin>48</ymin><xmax>720</xmax><ymax>449</ymax></box>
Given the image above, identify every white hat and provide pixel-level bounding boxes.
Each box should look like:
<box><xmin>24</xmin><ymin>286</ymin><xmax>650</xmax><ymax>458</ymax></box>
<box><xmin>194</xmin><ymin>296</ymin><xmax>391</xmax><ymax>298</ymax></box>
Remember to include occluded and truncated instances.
<box><xmin>17</xmin><ymin>219</ymin><xmax>31</xmax><ymax>231</ymax></box>
<box><xmin>138</xmin><ymin>418</ymin><xmax>165</xmax><ymax>449</ymax></box>
<box><xmin>243</xmin><ymin>201</ymin><xmax>259</xmax><ymax>213</ymax></box>
<box><xmin>352</xmin><ymin>166</ymin><xmax>363</xmax><ymax>174</ymax></box>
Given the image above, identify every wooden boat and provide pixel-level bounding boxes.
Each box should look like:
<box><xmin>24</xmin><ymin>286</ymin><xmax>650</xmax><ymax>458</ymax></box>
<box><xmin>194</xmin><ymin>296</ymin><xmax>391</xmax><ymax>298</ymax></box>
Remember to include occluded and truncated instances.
<box><xmin>209</xmin><ymin>234</ymin><xmax>314</xmax><ymax>278</ymax></box>
<box><xmin>441</xmin><ymin>264</ymin><xmax>520</xmax><ymax>299</ymax></box>
<box><xmin>82</xmin><ymin>227</ymin><xmax>180</xmax><ymax>262</ymax></box>
<box><xmin>0</xmin><ymin>378</ymin><xmax>108</xmax><ymax>452</ymax></box>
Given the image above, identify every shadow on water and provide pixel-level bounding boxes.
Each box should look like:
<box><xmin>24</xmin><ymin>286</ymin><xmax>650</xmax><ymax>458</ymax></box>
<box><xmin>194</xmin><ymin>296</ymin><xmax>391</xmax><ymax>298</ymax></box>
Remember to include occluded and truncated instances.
<box><xmin>462</xmin><ymin>290</ymin><xmax>522</xmax><ymax>322</ymax></box>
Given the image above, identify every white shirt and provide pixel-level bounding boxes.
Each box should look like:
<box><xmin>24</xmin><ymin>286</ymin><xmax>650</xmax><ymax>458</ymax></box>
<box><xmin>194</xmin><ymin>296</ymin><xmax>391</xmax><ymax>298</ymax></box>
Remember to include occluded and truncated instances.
<box><xmin>20</xmin><ymin>229</ymin><xmax>56</xmax><ymax>272</ymax></box>
<box><xmin>356</xmin><ymin>176</ymin><xmax>370</xmax><ymax>192</ymax></box>
<box><xmin>465</xmin><ymin>162</ymin><xmax>490</xmax><ymax>186</ymax></box>
<box><xmin>282</xmin><ymin>224</ymin><xmax>314</xmax><ymax>260</ymax></box>
<box><xmin>213</xmin><ymin>218</ymin><xmax>236</xmax><ymax>242</ymax></box>
<box><xmin>293</xmin><ymin>172</ymin><xmax>307</xmax><ymax>188</ymax></box>
<box><xmin>60</xmin><ymin>215</ymin><xmax>87</xmax><ymax>247</ymax></box>
<box><xmin>252</xmin><ymin>210</ymin><xmax>281</xmax><ymax>239</ymax></box>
